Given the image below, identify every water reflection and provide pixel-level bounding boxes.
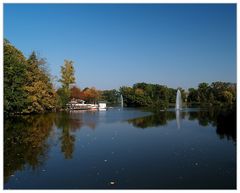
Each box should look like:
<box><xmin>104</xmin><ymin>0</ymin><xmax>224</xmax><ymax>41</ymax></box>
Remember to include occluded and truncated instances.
<box><xmin>176</xmin><ymin>110</ymin><xmax>181</xmax><ymax>129</ymax></box>
<box><xmin>55</xmin><ymin>113</ymin><xmax>76</xmax><ymax>159</ymax></box>
<box><xmin>128</xmin><ymin>108</ymin><xmax>236</xmax><ymax>142</ymax></box>
<box><xmin>188</xmin><ymin>107</ymin><xmax>236</xmax><ymax>142</ymax></box>
<box><xmin>4</xmin><ymin>114</ymin><xmax>55</xmax><ymax>182</ymax></box>
<box><xmin>55</xmin><ymin>112</ymin><xmax>101</xmax><ymax>159</ymax></box>
<box><xmin>4</xmin><ymin>107</ymin><xmax>236</xmax><ymax>186</ymax></box>
<box><xmin>4</xmin><ymin>112</ymin><xmax>101</xmax><ymax>182</ymax></box>
<box><xmin>127</xmin><ymin>111</ymin><xmax>176</xmax><ymax>128</ymax></box>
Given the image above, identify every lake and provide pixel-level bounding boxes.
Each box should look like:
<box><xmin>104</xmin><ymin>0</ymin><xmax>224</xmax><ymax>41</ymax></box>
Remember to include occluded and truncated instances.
<box><xmin>4</xmin><ymin>107</ymin><xmax>236</xmax><ymax>189</ymax></box>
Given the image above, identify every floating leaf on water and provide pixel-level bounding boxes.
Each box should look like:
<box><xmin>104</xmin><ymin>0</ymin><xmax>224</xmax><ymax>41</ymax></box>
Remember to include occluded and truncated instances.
<box><xmin>110</xmin><ymin>181</ymin><xmax>115</xmax><ymax>185</ymax></box>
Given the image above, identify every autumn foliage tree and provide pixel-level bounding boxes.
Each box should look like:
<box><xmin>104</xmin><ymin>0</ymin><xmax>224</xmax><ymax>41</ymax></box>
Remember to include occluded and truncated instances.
<box><xmin>23</xmin><ymin>52</ymin><xmax>57</xmax><ymax>113</ymax></box>
<box><xmin>80</xmin><ymin>87</ymin><xmax>101</xmax><ymax>103</ymax></box>
<box><xmin>4</xmin><ymin>40</ymin><xmax>57</xmax><ymax>114</ymax></box>
<box><xmin>70</xmin><ymin>86</ymin><xmax>81</xmax><ymax>99</ymax></box>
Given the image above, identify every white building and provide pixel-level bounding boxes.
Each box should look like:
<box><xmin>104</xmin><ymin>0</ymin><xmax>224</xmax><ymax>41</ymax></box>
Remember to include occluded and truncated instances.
<box><xmin>98</xmin><ymin>102</ymin><xmax>107</xmax><ymax>110</ymax></box>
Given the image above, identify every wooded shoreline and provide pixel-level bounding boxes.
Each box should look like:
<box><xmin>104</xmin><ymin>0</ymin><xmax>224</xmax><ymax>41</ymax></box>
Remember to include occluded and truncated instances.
<box><xmin>4</xmin><ymin>39</ymin><xmax>236</xmax><ymax>116</ymax></box>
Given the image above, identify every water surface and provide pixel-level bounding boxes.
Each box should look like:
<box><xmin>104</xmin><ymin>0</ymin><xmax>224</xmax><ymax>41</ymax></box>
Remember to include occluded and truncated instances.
<box><xmin>4</xmin><ymin>108</ymin><xmax>236</xmax><ymax>189</ymax></box>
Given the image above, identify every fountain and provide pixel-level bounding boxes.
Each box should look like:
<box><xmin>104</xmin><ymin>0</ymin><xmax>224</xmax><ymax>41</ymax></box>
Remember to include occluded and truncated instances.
<box><xmin>120</xmin><ymin>94</ymin><xmax>123</xmax><ymax>108</ymax></box>
<box><xmin>175</xmin><ymin>89</ymin><xmax>182</xmax><ymax>110</ymax></box>
<box><xmin>175</xmin><ymin>89</ymin><xmax>182</xmax><ymax>128</ymax></box>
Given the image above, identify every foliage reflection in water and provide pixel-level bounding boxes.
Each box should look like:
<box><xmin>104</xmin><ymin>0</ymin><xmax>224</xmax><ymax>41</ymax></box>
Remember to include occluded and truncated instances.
<box><xmin>128</xmin><ymin>108</ymin><xmax>236</xmax><ymax>142</ymax></box>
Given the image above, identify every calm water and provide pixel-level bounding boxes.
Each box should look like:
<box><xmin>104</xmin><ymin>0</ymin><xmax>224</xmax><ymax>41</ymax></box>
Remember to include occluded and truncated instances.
<box><xmin>4</xmin><ymin>108</ymin><xmax>236</xmax><ymax>189</ymax></box>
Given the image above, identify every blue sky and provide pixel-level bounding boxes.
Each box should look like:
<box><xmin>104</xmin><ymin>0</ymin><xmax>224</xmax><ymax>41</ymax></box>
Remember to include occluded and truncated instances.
<box><xmin>4</xmin><ymin>4</ymin><xmax>236</xmax><ymax>90</ymax></box>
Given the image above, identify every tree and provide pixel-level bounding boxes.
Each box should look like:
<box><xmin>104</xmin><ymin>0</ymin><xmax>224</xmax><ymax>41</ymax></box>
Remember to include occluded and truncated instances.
<box><xmin>120</xmin><ymin>86</ymin><xmax>135</xmax><ymax>107</ymax></box>
<box><xmin>70</xmin><ymin>86</ymin><xmax>81</xmax><ymax>99</ymax></box>
<box><xmin>59</xmin><ymin>60</ymin><xmax>75</xmax><ymax>90</ymax></box>
<box><xmin>120</xmin><ymin>83</ymin><xmax>170</xmax><ymax>108</ymax></box>
<box><xmin>187</xmin><ymin>82</ymin><xmax>236</xmax><ymax>106</ymax></box>
<box><xmin>187</xmin><ymin>88</ymin><xmax>199</xmax><ymax>103</ymax></box>
<box><xmin>154</xmin><ymin>85</ymin><xmax>169</xmax><ymax>108</ymax></box>
<box><xmin>58</xmin><ymin>60</ymin><xmax>76</xmax><ymax>108</ymax></box>
<box><xmin>23</xmin><ymin>52</ymin><xmax>57</xmax><ymax>113</ymax></box>
<box><xmin>168</xmin><ymin>88</ymin><xmax>177</xmax><ymax>104</ymax></box>
<box><xmin>221</xmin><ymin>91</ymin><xmax>233</xmax><ymax>104</ymax></box>
<box><xmin>81</xmin><ymin>87</ymin><xmax>100</xmax><ymax>103</ymax></box>
<box><xmin>4</xmin><ymin>39</ymin><xmax>27</xmax><ymax>114</ymax></box>
<box><xmin>100</xmin><ymin>89</ymin><xmax>119</xmax><ymax>105</ymax></box>
<box><xmin>57</xmin><ymin>88</ymin><xmax>69</xmax><ymax>109</ymax></box>
<box><xmin>198</xmin><ymin>82</ymin><xmax>209</xmax><ymax>103</ymax></box>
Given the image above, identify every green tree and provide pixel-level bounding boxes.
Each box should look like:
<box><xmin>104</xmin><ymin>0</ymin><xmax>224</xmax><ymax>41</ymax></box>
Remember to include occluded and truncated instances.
<box><xmin>59</xmin><ymin>60</ymin><xmax>75</xmax><ymax>90</ymax></box>
<box><xmin>56</xmin><ymin>88</ymin><xmax>71</xmax><ymax>109</ymax></box>
<box><xmin>187</xmin><ymin>88</ymin><xmax>199</xmax><ymax>103</ymax></box>
<box><xmin>120</xmin><ymin>86</ymin><xmax>135</xmax><ymax>106</ymax></box>
<box><xmin>168</xmin><ymin>88</ymin><xmax>177</xmax><ymax>104</ymax></box>
<box><xmin>4</xmin><ymin>39</ymin><xmax>27</xmax><ymax>114</ymax></box>
<box><xmin>198</xmin><ymin>82</ymin><xmax>210</xmax><ymax>104</ymax></box>
<box><xmin>58</xmin><ymin>60</ymin><xmax>75</xmax><ymax>108</ymax></box>
<box><xmin>100</xmin><ymin>89</ymin><xmax>119</xmax><ymax>105</ymax></box>
<box><xmin>153</xmin><ymin>85</ymin><xmax>169</xmax><ymax>108</ymax></box>
<box><xmin>120</xmin><ymin>83</ymin><xmax>170</xmax><ymax>108</ymax></box>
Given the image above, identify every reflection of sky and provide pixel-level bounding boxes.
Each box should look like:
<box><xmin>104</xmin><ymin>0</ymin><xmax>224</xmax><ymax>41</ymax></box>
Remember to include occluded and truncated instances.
<box><xmin>70</xmin><ymin>108</ymin><xmax>151</xmax><ymax>128</ymax></box>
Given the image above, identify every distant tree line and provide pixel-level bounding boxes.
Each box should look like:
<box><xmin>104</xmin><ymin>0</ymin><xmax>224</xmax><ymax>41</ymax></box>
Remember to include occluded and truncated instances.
<box><xmin>119</xmin><ymin>83</ymin><xmax>186</xmax><ymax>109</ymax></box>
<box><xmin>4</xmin><ymin>39</ymin><xmax>236</xmax><ymax>115</ymax></box>
<box><xmin>187</xmin><ymin>82</ymin><xmax>236</xmax><ymax>107</ymax></box>
<box><xmin>69</xmin><ymin>87</ymin><xmax>120</xmax><ymax>105</ymax></box>
<box><xmin>118</xmin><ymin>82</ymin><xmax>236</xmax><ymax>109</ymax></box>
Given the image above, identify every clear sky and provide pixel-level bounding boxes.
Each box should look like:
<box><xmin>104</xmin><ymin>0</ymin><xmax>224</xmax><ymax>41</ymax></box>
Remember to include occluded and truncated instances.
<box><xmin>4</xmin><ymin>4</ymin><xmax>236</xmax><ymax>90</ymax></box>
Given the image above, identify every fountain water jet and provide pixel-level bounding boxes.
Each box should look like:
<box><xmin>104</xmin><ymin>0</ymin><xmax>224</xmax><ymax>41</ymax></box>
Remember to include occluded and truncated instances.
<box><xmin>175</xmin><ymin>89</ymin><xmax>182</xmax><ymax>110</ymax></box>
<box><xmin>120</xmin><ymin>94</ymin><xmax>123</xmax><ymax>108</ymax></box>
<box><xmin>175</xmin><ymin>89</ymin><xmax>182</xmax><ymax>128</ymax></box>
